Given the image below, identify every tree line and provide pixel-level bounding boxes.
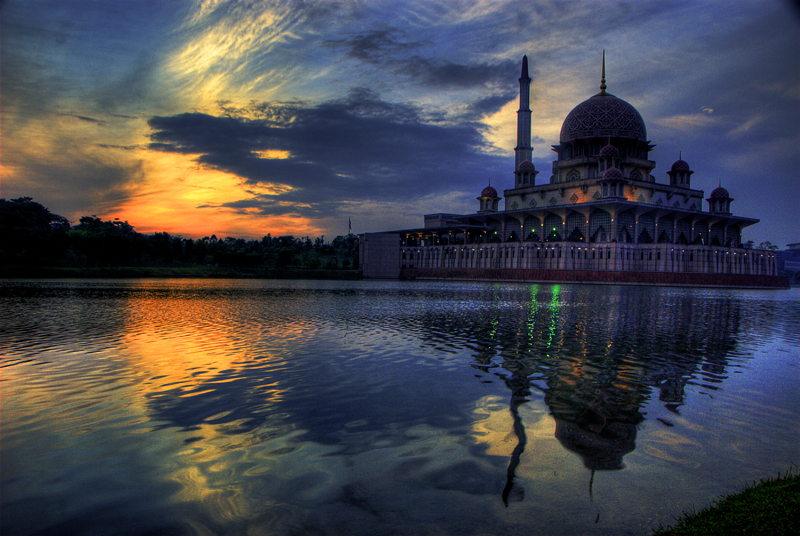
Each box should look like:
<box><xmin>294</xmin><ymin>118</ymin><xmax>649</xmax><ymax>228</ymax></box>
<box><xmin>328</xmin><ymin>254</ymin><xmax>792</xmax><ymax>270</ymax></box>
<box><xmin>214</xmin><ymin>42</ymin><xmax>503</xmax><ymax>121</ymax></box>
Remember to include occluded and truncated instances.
<box><xmin>0</xmin><ymin>197</ymin><xmax>358</xmax><ymax>271</ymax></box>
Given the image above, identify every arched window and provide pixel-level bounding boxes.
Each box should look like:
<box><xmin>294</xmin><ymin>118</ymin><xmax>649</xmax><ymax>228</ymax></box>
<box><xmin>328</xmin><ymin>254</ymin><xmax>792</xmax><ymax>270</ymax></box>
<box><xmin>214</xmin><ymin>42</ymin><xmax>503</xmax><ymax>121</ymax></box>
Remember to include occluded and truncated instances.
<box><xmin>589</xmin><ymin>210</ymin><xmax>611</xmax><ymax>242</ymax></box>
<box><xmin>544</xmin><ymin>214</ymin><xmax>563</xmax><ymax>242</ymax></box>
<box><xmin>567</xmin><ymin>169</ymin><xmax>580</xmax><ymax>182</ymax></box>
<box><xmin>566</xmin><ymin>212</ymin><xmax>587</xmax><ymax>242</ymax></box>
<box><xmin>630</xmin><ymin>169</ymin><xmax>643</xmax><ymax>181</ymax></box>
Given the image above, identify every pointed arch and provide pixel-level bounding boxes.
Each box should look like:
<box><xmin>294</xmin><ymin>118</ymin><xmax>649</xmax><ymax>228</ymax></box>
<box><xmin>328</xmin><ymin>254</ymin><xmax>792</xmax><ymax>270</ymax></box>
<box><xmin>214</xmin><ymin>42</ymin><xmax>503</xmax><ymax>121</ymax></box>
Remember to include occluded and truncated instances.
<box><xmin>589</xmin><ymin>210</ymin><xmax>612</xmax><ymax>243</ymax></box>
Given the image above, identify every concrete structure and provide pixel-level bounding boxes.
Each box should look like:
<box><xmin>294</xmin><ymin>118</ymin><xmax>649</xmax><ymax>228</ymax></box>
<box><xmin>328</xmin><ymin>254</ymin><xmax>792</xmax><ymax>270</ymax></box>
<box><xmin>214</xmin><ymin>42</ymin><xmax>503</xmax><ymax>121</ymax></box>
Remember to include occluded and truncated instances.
<box><xmin>776</xmin><ymin>242</ymin><xmax>800</xmax><ymax>282</ymax></box>
<box><xmin>361</xmin><ymin>55</ymin><xmax>785</xmax><ymax>288</ymax></box>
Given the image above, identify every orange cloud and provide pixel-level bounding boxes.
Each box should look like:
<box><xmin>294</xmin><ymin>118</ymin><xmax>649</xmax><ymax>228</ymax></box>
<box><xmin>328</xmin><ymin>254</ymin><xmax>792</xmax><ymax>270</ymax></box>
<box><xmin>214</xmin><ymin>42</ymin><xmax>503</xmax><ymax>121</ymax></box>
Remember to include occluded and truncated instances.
<box><xmin>106</xmin><ymin>150</ymin><xmax>321</xmax><ymax>239</ymax></box>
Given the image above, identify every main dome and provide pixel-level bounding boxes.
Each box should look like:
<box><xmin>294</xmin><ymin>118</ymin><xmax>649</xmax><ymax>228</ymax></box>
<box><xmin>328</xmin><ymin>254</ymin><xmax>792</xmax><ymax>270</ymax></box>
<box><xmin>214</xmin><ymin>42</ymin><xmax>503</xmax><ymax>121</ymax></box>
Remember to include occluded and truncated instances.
<box><xmin>560</xmin><ymin>93</ymin><xmax>647</xmax><ymax>143</ymax></box>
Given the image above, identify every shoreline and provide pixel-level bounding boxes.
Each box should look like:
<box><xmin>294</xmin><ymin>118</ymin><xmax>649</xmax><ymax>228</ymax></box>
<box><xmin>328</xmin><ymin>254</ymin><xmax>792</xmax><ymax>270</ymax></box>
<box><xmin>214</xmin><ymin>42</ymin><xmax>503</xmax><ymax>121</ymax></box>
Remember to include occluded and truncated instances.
<box><xmin>0</xmin><ymin>265</ymin><xmax>363</xmax><ymax>280</ymax></box>
<box><xmin>651</xmin><ymin>468</ymin><xmax>799</xmax><ymax>535</ymax></box>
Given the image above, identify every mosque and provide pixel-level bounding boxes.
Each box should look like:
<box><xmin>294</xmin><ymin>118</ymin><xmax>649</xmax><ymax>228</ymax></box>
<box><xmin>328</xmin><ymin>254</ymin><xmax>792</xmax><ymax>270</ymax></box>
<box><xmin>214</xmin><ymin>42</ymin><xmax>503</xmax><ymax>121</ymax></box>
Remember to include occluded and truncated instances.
<box><xmin>359</xmin><ymin>55</ymin><xmax>785</xmax><ymax>287</ymax></box>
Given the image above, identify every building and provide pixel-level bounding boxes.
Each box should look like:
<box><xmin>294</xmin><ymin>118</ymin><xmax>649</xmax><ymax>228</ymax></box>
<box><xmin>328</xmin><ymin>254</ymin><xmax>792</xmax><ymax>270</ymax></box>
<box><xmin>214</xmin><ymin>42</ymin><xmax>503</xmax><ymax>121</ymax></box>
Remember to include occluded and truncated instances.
<box><xmin>776</xmin><ymin>242</ymin><xmax>800</xmax><ymax>283</ymax></box>
<box><xmin>360</xmin><ymin>55</ymin><xmax>786</xmax><ymax>288</ymax></box>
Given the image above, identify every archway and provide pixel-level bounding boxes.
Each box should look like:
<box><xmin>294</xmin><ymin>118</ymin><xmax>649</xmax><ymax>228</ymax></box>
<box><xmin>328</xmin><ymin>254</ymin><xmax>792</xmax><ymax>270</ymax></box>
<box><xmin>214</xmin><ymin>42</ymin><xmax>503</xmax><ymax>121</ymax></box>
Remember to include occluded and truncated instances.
<box><xmin>568</xmin><ymin>228</ymin><xmax>585</xmax><ymax>242</ymax></box>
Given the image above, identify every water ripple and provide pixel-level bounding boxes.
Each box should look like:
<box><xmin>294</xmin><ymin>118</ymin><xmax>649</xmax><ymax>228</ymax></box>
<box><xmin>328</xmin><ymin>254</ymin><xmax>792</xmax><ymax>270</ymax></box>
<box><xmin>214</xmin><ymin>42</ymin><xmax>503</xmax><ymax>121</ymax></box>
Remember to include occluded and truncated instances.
<box><xmin>2</xmin><ymin>279</ymin><xmax>799</xmax><ymax>535</ymax></box>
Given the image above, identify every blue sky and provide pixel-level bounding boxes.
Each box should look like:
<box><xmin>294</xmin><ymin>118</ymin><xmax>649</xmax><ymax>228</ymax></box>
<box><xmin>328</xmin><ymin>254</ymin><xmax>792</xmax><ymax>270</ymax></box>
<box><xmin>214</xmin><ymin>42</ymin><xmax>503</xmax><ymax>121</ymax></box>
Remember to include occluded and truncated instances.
<box><xmin>2</xmin><ymin>0</ymin><xmax>798</xmax><ymax>246</ymax></box>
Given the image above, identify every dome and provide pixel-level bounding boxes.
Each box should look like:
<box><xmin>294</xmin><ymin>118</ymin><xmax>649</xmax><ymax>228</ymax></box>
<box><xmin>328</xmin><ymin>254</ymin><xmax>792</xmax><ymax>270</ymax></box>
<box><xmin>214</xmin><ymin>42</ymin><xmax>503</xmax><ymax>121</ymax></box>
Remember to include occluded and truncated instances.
<box><xmin>560</xmin><ymin>93</ymin><xmax>647</xmax><ymax>143</ymax></box>
<box><xmin>599</xmin><ymin>144</ymin><xmax>619</xmax><ymax>157</ymax></box>
<box><xmin>518</xmin><ymin>160</ymin><xmax>536</xmax><ymax>171</ymax></box>
<box><xmin>601</xmin><ymin>167</ymin><xmax>624</xmax><ymax>181</ymax></box>
<box><xmin>671</xmin><ymin>159</ymin><xmax>690</xmax><ymax>172</ymax></box>
<box><xmin>480</xmin><ymin>185</ymin><xmax>498</xmax><ymax>198</ymax></box>
<box><xmin>710</xmin><ymin>186</ymin><xmax>729</xmax><ymax>199</ymax></box>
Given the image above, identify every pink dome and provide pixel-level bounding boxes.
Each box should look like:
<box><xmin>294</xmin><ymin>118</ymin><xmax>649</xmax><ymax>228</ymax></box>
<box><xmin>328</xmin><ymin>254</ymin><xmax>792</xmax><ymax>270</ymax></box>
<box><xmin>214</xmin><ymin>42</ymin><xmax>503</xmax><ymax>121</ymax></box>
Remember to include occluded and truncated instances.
<box><xmin>518</xmin><ymin>160</ymin><xmax>536</xmax><ymax>171</ymax></box>
<box><xmin>481</xmin><ymin>185</ymin><xmax>498</xmax><ymax>198</ymax></box>
<box><xmin>710</xmin><ymin>186</ymin><xmax>730</xmax><ymax>199</ymax></box>
<box><xmin>671</xmin><ymin>159</ymin><xmax>690</xmax><ymax>172</ymax></box>
<box><xmin>602</xmin><ymin>167</ymin><xmax>624</xmax><ymax>181</ymax></box>
<box><xmin>599</xmin><ymin>144</ymin><xmax>619</xmax><ymax>157</ymax></box>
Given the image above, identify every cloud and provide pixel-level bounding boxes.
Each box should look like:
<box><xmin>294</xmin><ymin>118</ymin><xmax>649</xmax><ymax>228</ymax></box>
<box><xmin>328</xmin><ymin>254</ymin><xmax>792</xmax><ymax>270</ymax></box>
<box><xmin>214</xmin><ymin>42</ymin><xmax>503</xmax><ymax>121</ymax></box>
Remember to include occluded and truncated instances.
<box><xmin>324</xmin><ymin>28</ymin><xmax>426</xmax><ymax>62</ymax></box>
<box><xmin>57</xmin><ymin>113</ymin><xmax>107</xmax><ymax>125</ymax></box>
<box><xmin>147</xmin><ymin>89</ymin><xmax>510</xmax><ymax>221</ymax></box>
<box><xmin>324</xmin><ymin>27</ymin><xmax>518</xmax><ymax>90</ymax></box>
<box><xmin>654</xmin><ymin>113</ymin><xmax>719</xmax><ymax>131</ymax></box>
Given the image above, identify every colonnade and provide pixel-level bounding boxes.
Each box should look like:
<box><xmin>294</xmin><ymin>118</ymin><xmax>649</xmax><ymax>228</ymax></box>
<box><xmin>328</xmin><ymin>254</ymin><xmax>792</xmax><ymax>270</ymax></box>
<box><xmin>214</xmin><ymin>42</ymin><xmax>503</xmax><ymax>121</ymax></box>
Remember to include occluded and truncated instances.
<box><xmin>400</xmin><ymin>242</ymin><xmax>777</xmax><ymax>276</ymax></box>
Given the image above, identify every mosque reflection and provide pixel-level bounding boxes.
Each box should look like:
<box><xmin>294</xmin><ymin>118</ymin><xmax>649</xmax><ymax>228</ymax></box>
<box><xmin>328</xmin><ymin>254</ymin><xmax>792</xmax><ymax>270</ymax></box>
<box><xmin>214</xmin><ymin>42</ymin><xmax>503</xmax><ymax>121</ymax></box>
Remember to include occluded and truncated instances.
<box><xmin>418</xmin><ymin>284</ymin><xmax>742</xmax><ymax>501</ymax></box>
<box><xmin>117</xmin><ymin>281</ymin><xmax>747</xmax><ymax>508</ymax></box>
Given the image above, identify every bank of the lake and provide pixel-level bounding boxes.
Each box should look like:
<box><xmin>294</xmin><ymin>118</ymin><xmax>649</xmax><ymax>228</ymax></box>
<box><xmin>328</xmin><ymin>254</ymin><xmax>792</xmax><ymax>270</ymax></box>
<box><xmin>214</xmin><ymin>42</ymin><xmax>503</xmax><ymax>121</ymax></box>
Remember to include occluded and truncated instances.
<box><xmin>651</xmin><ymin>468</ymin><xmax>800</xmax><ymax>535</ymax></box>
<box><xmin>0</xmin><ymin>265</ymin><xmax>362</xmax><ymax>280</ymax></box>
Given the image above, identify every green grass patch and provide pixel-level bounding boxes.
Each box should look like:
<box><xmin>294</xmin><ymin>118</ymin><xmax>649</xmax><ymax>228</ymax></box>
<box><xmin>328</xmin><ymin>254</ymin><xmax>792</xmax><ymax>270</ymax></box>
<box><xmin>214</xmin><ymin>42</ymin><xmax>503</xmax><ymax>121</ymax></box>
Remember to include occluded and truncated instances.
<box><xmin>652</xmin><ymin>467</ymin><xmax>800</xmax><ymax>535</ymax></box>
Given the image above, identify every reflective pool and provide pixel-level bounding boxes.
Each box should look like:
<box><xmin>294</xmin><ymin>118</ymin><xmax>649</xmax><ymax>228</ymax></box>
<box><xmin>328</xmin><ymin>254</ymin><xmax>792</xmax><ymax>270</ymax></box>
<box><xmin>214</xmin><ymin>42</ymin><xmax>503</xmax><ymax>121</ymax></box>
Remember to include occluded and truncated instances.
<box><xmin>1</xmin><ymin>279</ymin><xmax>798</xmax><ymax>535</ymax></box>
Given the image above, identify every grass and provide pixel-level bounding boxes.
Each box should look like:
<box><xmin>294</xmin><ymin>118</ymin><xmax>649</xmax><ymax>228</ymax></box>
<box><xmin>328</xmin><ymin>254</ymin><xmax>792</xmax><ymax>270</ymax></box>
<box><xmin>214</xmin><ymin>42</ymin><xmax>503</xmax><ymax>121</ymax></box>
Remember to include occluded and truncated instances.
<box><xmin>651</xmin><ymin>467</ymin><xmax>800</xmax><ymax>535</ymax></box>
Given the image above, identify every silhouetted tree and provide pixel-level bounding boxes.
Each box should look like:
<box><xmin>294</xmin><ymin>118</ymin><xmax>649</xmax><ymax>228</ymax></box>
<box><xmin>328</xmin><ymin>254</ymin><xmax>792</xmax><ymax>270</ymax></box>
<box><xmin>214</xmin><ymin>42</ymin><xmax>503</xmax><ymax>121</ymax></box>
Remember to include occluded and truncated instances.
<box><xmin>0</xmin><ymin>197</ymin><xmax>69</xmax><ymax>265</ymax></box>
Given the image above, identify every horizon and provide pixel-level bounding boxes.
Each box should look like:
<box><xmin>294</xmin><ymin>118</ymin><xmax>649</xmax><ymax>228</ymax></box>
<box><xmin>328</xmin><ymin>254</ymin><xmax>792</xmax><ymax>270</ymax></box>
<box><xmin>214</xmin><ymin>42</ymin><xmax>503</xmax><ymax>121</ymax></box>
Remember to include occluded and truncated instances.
<box><xmin>2</xmin><ymin>1</ymin><xmax>799</xmax><ymax>246</ymax></box>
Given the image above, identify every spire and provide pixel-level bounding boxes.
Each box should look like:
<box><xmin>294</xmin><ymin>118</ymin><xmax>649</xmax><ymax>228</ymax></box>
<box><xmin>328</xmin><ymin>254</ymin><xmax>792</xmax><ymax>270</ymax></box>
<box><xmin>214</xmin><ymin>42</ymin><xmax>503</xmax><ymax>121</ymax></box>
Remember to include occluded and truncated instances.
<box><xmin>599</xmin><ymin>50</ymin><xmax>607</xmax><ymax>95</ymax></box>
<box><xmin>520</xmin><ymin>55</ymin><xmax>531</xmax><ymax>83</ymax></box>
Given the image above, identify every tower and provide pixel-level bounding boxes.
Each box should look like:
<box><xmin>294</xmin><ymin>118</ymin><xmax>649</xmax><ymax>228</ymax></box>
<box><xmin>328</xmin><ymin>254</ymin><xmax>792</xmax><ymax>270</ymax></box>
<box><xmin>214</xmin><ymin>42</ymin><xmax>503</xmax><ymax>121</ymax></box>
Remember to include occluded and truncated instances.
<box><xmin>707</xmin><ymin>183</ymin><xmax>733</xmax><ymax>214</ymax></box>
<box><xmin>515</xmin><ymin>56</ymin><xmax>533</xmax><ymax>171</ymax></box>
<box><xmin>667</xmin><ymin>153</ymin><xmax>694</xmax><ymax>188</ymax></box>
<box><xmin>478</xmin><ymin>183</ymin><xmax>500</xmax><ymax>213</ymax></box>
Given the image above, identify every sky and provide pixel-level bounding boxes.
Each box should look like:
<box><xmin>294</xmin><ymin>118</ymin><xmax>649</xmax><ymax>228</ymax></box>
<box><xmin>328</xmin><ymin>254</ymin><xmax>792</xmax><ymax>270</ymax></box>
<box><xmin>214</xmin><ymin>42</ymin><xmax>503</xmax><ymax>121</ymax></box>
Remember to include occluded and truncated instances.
<box><xmin>2</xmin><ymin>0</ymin><xmax>799</xmax><ymax>246</ymax></box>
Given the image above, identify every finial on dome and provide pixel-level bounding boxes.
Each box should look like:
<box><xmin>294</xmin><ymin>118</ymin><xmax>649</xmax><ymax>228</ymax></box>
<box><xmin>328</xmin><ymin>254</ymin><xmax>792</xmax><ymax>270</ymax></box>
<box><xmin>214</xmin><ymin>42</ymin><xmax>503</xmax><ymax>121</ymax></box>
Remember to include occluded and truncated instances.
<box><xmin>600</xmin><ymin>50</ymin><xmax>607</xmax><ymax>95</ymax></box>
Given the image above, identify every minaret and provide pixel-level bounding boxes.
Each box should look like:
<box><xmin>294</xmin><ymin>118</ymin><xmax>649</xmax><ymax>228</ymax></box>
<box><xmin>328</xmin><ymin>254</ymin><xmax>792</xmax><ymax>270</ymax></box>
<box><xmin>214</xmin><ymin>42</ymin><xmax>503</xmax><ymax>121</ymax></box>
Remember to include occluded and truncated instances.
<box><xmin>515</xmin><ymin>55</ymin><xmax>533</xmax><ymax>171</ymax></box>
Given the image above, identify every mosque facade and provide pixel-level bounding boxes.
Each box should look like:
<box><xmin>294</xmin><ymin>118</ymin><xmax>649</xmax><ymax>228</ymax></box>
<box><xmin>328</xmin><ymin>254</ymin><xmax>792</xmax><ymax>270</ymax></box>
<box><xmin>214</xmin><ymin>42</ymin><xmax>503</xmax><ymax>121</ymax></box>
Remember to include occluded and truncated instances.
<box><xmin>359</xmin><ymin>56</ymin><xmax>785</xmax><ymax>287</ymax></box>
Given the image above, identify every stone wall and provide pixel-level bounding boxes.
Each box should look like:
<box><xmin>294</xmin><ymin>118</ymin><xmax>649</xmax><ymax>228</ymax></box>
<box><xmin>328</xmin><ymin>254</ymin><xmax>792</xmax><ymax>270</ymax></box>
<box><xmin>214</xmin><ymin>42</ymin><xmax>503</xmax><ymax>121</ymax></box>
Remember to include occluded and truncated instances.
<box><xmin>360</xmin><ymin>233</ymin><xmax>401</xmax><ymax>279</ymax></box>
<box><xmin>400</xmin><ymin>267</ymin><xmax>790</xmax><ymax>289</ymax></box>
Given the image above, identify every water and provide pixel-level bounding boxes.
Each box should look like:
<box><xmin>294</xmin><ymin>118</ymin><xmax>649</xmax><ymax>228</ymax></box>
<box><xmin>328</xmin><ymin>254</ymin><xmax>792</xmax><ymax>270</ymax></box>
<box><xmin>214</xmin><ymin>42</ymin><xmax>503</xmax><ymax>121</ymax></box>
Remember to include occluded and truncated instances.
<box><xmin>1</xmin><ymin>279</ymin><xmax>798</xmax><ymax>536</ymax></box>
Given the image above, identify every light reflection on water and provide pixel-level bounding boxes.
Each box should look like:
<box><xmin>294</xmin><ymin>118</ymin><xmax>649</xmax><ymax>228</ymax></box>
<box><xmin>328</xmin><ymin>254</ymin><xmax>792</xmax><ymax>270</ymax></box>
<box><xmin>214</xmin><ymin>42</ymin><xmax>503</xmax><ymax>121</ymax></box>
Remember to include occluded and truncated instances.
<box><xmin>1</xmin><ymin>279</ymin><xmax>798</xmax><ymax>535</ymax></box>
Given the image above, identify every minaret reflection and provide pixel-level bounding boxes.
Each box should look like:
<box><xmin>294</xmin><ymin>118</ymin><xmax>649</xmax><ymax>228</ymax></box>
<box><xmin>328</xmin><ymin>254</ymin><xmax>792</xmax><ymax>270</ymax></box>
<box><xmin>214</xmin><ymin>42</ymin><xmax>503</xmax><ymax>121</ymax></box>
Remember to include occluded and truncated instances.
<box><xmin>458</xmin><ymin>284</ymin><xmax>743</xmax><ymax>502</ymax></box>
<box><xmin>499</xmin><ymin>367</ymin><xmax>530</xmax><ymax>506</ymax></box>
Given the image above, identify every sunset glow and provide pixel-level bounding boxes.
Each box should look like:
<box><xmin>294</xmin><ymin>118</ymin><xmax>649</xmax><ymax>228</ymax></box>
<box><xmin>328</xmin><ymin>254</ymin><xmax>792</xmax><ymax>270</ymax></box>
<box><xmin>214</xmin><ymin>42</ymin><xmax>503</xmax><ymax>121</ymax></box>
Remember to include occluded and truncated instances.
<box><xmin>2</xmin><ymin>1</ymin><xmax>798</xmax><ymax>244</ymax></box>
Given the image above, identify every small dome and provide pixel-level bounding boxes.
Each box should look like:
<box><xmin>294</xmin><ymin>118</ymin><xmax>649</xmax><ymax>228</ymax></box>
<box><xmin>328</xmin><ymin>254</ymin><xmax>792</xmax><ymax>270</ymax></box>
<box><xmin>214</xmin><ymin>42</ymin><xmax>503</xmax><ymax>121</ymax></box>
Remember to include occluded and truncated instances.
<box><xmin>710</xmin><ymin>186</ymin><xmax>729</xmax><ymax>199</ymax></box>
<box><xmin>481</xmin><ymin>185</ymin><xmax>498</xmax><ymax>198</ymax></box>
<box><xmin>602</xmin><ymin>167</ymin><xmax>624</xmax><ymax>181</ymax></box>
<box><xmin>599</xmin><ymin>144</ymin><xmax>619</xmax><ymax>157</ymax></box>
<box><xmin>518</xmin><ymin>160</ymin><xmax>536</xmax><ymax>171</ymax></box>
<box><xmin>671</xmin><ymin>159</ymin><xmax>691</xmax><ymax>172</ymax></box>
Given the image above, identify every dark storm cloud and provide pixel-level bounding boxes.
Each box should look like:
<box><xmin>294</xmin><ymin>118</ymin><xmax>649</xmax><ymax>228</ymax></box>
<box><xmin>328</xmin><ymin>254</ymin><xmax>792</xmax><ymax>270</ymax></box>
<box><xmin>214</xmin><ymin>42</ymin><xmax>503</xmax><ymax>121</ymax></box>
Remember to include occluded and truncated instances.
<box><xmin>465</xmin><ymin>93</ymin><xmax>517</xmax><ymax>119</ymax></box>
<box><xmin>148</xmin><ymin>89</ymin><xmax>510</xmax><ymax>219</ymax></box>
<box><xmin>403</xmin><ymin>56</ymin><xmax>518</xmax><ymax>89</ymax></box>
<box><xmin>324</xmin><ymin>29</ymin><xmax>426</xmax><ymax>62</ymax></box>
<box><xmin>324</xmin><ymin>28</ymin><xmax>518</xmax><ymax>90</ymax></box>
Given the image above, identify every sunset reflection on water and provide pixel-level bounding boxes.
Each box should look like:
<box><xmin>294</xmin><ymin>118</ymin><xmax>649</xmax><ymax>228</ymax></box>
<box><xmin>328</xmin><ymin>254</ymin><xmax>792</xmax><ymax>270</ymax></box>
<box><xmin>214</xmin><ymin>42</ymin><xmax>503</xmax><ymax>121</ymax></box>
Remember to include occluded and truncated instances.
<box><xmin>1</xmin><ymin>279</ymin><xmax>798</xmax><ymax>535</ymax></box>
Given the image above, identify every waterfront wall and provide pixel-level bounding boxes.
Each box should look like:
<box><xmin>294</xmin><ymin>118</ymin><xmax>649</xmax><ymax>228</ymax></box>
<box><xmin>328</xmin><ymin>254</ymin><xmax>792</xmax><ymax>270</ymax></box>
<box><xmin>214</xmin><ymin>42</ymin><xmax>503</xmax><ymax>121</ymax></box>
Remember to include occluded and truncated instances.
<box><xmin>400</xmin><ymin>267</ymin><xmax>790</xmax><ymax>289</ymax></box>
<box><xmin>360</xmin><ymin>233</ymin><xmax>401</xmax><ymax>279</ymax></box>
<box><xmin>398</xmin><ymin>242</ymin><xmax>778</xmax><ymax>277</ymax></box>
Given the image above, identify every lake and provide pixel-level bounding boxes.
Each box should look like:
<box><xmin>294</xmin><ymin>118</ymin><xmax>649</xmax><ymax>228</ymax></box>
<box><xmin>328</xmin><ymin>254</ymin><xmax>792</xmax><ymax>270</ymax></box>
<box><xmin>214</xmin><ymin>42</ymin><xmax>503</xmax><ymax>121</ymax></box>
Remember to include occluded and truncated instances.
<box><xmin>1</xmin><ymin>279</ymin><xmax>798</xmax><ymax>535</ymax></box>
